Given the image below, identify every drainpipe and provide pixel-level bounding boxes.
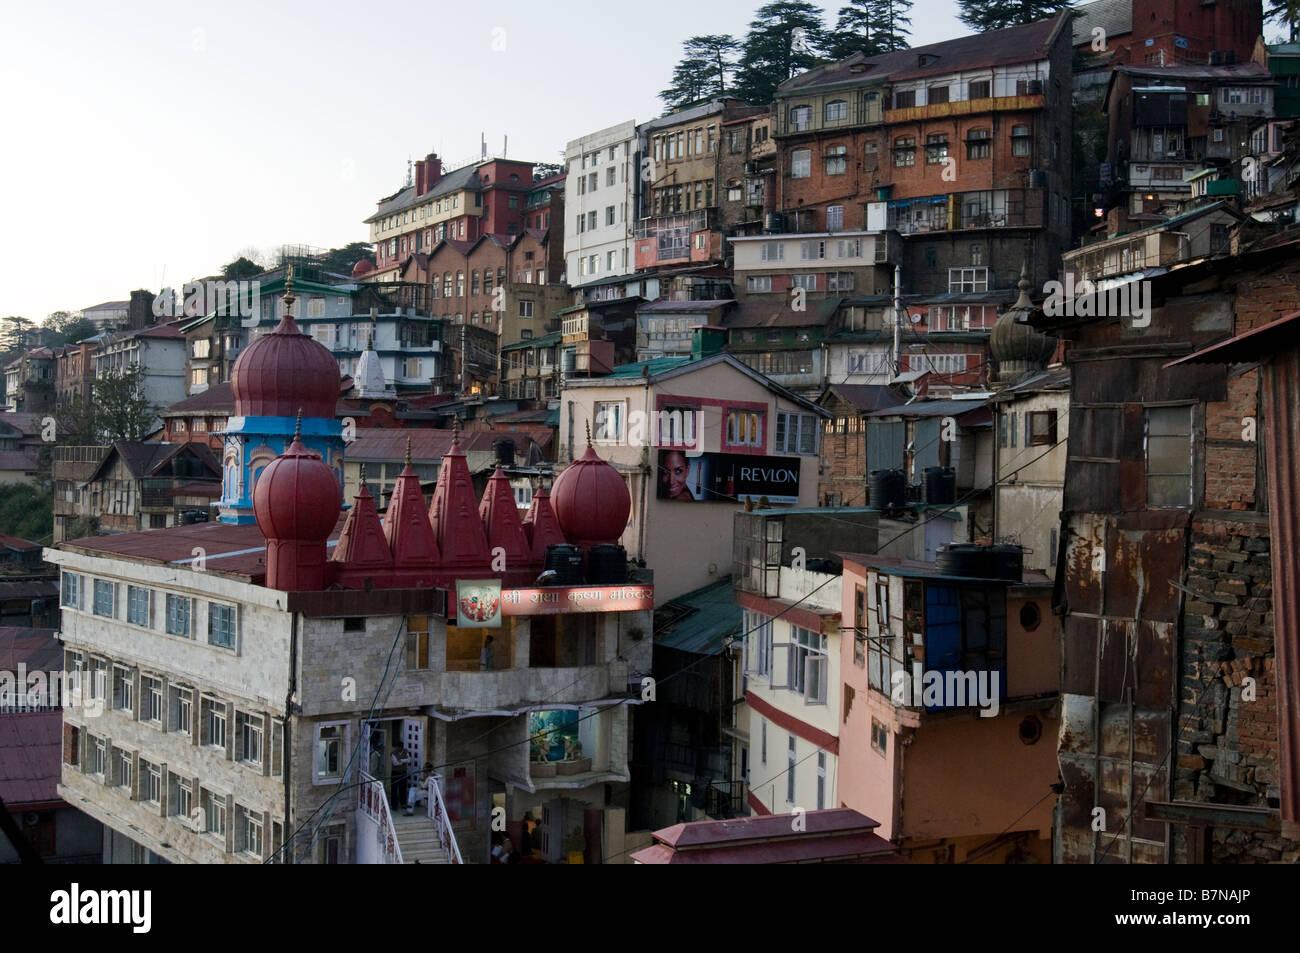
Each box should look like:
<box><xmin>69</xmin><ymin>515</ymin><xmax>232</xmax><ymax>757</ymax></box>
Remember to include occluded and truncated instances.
<box><xmin>892</xmin><ymin>264</ymin><xmax>903</xmax><ymax>376</ymax></box>
<box><xmin>283</xmin><ymin>611</ymin><xmax>298</xmax><ymax>862</ymax></box>
<box><xmin>638</xmin><ymin>376</ymin><xmax>650</xmax><ymax>563</ymax></box>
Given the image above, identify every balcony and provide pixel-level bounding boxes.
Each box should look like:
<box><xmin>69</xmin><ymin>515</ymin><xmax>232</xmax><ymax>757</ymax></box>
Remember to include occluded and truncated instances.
<box><xmin>773</xmin><ymin>100</ymin><xmax>886</xmax><ymax>137</ymax></box>
<box><xmin>884</xmin><ymin>93</ymin><xmax>1044</xmax><ymax>125</ymax></box>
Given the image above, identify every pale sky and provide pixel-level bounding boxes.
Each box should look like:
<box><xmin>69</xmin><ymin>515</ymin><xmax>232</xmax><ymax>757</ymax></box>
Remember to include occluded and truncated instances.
<box><xmin>0</xmin><ymin>0</ymin><xmax>965</xmax><ymax>322</ymax></box>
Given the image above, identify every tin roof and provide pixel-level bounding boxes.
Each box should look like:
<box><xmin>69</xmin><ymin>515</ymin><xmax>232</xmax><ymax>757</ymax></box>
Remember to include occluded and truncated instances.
<box><xmin>0</xmin><ymin>710</ymin><xmax>63</xmax><ymax>809</ymax></box>
<box><xmin>653</xmin><ymin>578</ymin><xmax>741</xmax><ymax>656</ymax></box>
<box><xmin>631</xmin><ymin>808</ymin><xmax>899</xmax><ymax>864</ymax></box>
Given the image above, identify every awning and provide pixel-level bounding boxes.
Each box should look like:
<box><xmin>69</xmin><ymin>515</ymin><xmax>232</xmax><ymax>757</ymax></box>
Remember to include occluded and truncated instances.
<box><xmin>1163</xmin><ymin>310</ymin><xmax>1300</xmax><ymax>368</ymax></box>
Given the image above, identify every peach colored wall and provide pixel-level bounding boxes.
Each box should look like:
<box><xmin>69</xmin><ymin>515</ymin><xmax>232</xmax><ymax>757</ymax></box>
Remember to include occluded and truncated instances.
<box><xmin>1006</xmin><ymin>591</ymin><xmax>1059</xmax><ymax>699</ymax></box>
<box><xmin>836</xmin><ymin>563</ymin><xmax>903</xmax><ymax>839</ymax></box>
<box><xmin>900</xmin><ymin>708</ymin><xmax>1058</xmax><ymax>842</ymax></box>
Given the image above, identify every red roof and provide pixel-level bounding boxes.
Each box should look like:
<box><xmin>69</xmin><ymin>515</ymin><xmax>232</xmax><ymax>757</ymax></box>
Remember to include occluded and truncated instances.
<box><xmin>427</xmin><ymin>438</ymin><xmax>491</xmax><ymax>567</ymax></box>
<box><xmin>630</xmin><ymin>808</ymin><xmax>899</xmax><ymax>864</ymax></box>
<box><xmin>0</xmin><ymin>627</ymin><xmax>61</xmax><ymax>673</ymax></box>
<box><xmin>0</xmin><ymin>451</ymin><xmax>38</xmax><ymax>472</ymax></box>
<box><xmin>0</xmin><ymin>533</ymin><xmax>41</xmax><ymax>551</ymax></box>
<box><xmin>0</xmin><ymin>711</ymin><xmax>64</xmax><ymax>810</ymax></box>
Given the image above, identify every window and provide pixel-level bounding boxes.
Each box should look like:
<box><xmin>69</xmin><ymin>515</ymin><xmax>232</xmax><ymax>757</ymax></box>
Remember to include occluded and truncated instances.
<box><xmin>790</xmin><ymin>274</ymin><xmax>817</xmax><ymax>291</ymax></box>
<box><xmin>791</xmin><ymin>626</ymin><xmax>827</xmax><ymax>702</ymax></box>
<box><xmin>141</xmin><ymin>760</ymin><xmax>161</xmax><ymax>804</ymax></box>
<box><xmin>143</xmin><ymin>676</ymin><xmax>163</xmax><ymax>723</ymax></box>
<box><xmin>968</xmin><ymin>79</ymin><xmax>991</xmax><ymax>99</ymax></box>
<box><xmin>171</xmin><ymin>686</ymin><xmax>192</xmax><ymax>734</ymax></box>
<box><xmin>456</xmin><ymin>272</ymin><xmax>464</xmax><ymax>296</ymax></box>
<box><xmin>966</xmin><ymin>128</ymin><xmax>991</xmax><ymax>159</ymax></box>
<box><xmin>893</xmin><ymin>89</ymin><xmax>916</xmax><ymax>109</ymax></box>
<box><xmin>90</xmin><ymin>735</ymin><xmax>106</xmax><ymax>777</ymax></box>
<box><xmin>1028</xmin><ymin>410</ymin><xmax>1057</xmax><ymax>446</ymax></box>
<box><xmin>790</xmin><ymin>105</ymin><xmax>811</xmax><ymax>131</ymax></box>
<box><xmin>605</xmin><ymin>205</ymin><xmax>615</xmax><ymax>226</ymax></box>
<box><xmin>518</xmin><ymin>299</ymin><xmax>534</xmax><ymax>318</ymax></box>
<box><xmin>1012</xmin><ymin>125</ymin><xmax>1031</xmax><ymax>157</ymax></box>
<box><xmin>776</xmin><ymin>412</ymin><xmax>818</xmax><ymax>455</ymax></box>
<box><xmin>1146</xmin><ymin>405</ymin><xmax>1193</xmax><ymax>507</ymax></box>
<box><xmin>791</xmin><ymin>149</ymin><xmax>811</xmax><ymax>179</ymax></box>
<box><xmin>824</xmin><ymin>100</ymin><xmax>847</xmax><ymax>123</ymax></box>
<box><xmin>760</xmin><ymin>719</ymin><xmax>767</xmax><ymax>763</ymax></box>
<box><xmin>201</xmin><ymin>788</ymin><xmax>226</xmax><ymax>839</ymax></box>
<box><xmin>406</xmin><ymin>614</ymin><xmax>429</xmax><ymax>670</ymax></box>
<box><xmin>1010</xmin><ymin>411</ymin><xmax>1018</xmax><ymax>447</ymax></box>
<box><xmin>240</xmin><ymin>807</ymin><xmax>263</xmax><ymax>857</ymax></box>
<box><xmin>825</xmin><ymin>205</ymin><xmax>844</xmax><ymax>231</ymax></box>
<box><xmin>726</xmin><ymin>410</ymin><xmax>763</xmax><ymax>447</ymax></box>
<box><xmin>169</xmin><ymin>774</ymin><xmax>192</xmax><ymax>818</ymax></box>
<box><xmin>837</xmin><ymin>238</ymin><xmax>861</xmax><ymax>258</ymax></box>
<box><xmin>816</xmin><ymin>752</ymin><xmax>826</xmax><ymax>810</ymax></box>
<box><xmin>747</xmin><ymin>275</ymin><xmax>773</xmax><ymax>293</ymax></box>
<box><xmin>925</xmin><ymin>133</ymin><xmax>949</xmax><ymax>164</ymax></box>
<box><xmin>824</xmin><ymin>144</ymin><xmax>847</xmax><ymax>176</ymax></box>
<box><xmin>828</xmin><ymin>272</ymin><xmax>854</xmax><ymax>292</ymax></box>
<box><xmin>92</xmin><ymin>579</ymin><xmax>114</xmax><ymax>618</ymax></box>
<box><xmin>61</xmin><ymin>572</ymin><xmax>83</xmax><ymax>609</ymax></box>
<box><xmin>115</xmin><ymin>747</ymin><xmax>133</xmax><ymax>791</ymax></box>
<box><xmin>237</xmin><ymin>711</ymin><xmax>263</xmax><ymax>766</ymax></box>
<box><xmin>208</xmin><ymin>603</ymin><xmax>236</xmax><ymax>649</ymax></box>
<box><xmin>127</xmin><ymin>586</ymin><xmax>150</xmax><ymax>627</ymax></box>
<box><xmin>112</xmin><ymin>665</ymin><xmax>133</xmax><ymax>712</ymax></box>
<box><xmin>760</xmin><ymin>242</ymin><xmax>784</xmax><ymax>262</ymax></box>
<box><xmin>786</xmin><ymin>736</ymin><xmax>796</xmax><ymax>803</ymax></box>
<box><xmin>316</xmin><ymin>724</ymin><xmax>345</xmax><ymax>780</ymax></box>
<box><xmin>594</xmin><ymin>401</ymin><xmax>625</xmax><ymax>442</ymax></box>
<box><xmin>800</xmin><ymin>240</ymin><xmax>825</xmax><ymax>260</ymax></box>
<box><xmin>728</xmin><ymin>185</ymin><xmax>743</xmax><ymax>202</ymax></box>
<box><xmin>894</xmin><ymin>136</ymin><xmax>916</xmax><ymax>166</ymax></box>
<box><xmin>202</xmin><ymin>697</ymin><xmax>227</xmax><ymax>751</ymax></box>
<box><xmin>307</xmin><ymin>297</ymin><xmax>325</xmax><ymax>318</ymax></box>
<box><xmin>871</xmin><ymin>718</ymin><xmax>888</xmax><ymax>755</ymax></box>
<box><xmin>949</xmin><ymin>267</ymin><xmax>989</xmax><ymax>293</ymax></box>
<box><xmin>744</xmin><ymin>610</ymin><xmax>774</xmax><ymax>678</ymax></box>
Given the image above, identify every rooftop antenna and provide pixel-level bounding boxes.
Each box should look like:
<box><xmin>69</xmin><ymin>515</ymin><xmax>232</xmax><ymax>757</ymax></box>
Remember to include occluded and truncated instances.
<box><xmin>406</xmin><ymin>157</ymin><xmax>413</xmax><ymax>187</ymax></box>
<box><xmin>503</xmin><ymin>134</ymin><xmax>508</xmax><ymax>157</ymax></box>
<box><xmin>481</xmin><ymin>132</ymin><xmax>487</xmax><ymax>159</ymax></box>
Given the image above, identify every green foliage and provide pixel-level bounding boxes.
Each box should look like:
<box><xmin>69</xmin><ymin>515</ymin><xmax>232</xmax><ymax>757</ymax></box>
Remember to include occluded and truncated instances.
<box><xmin>317</xmin><ymin>242</ymin><xmax>375</xmax><ymax>277</ymax></box>
<box><xmin>0</xmin><ymin>484</ymin><xmax>53</xmax><ymax>544</ymax></box>
<box><xmin>825</xmin><ymin>0</ymin><xmax>913</xmax><ymax>59</ymax></box>
<box><xmin>93</xmin><ymin>363</ymin><xmax>157</xmax><ymax>443</ymax></box>
<box><xmin>660</xmin><ymin>35</ymin><xmax>741</xmax><ymax>110</ymax></box>
<box><xmin>46</xmin><ymin>316</ymin><xmax>97</xmax><ymax>348</ymax></box>
<box><xmin>734</xmin><ymin>1</ymin><xmax>830</xmax><ymax>105</ymax></box>
<box><xmin>956</xmin><ymin>0</ymin><xmax>1072</xmax><ymax>33</ymax></box>
<box><xmin>1268</xmin><ymin>1</ymin><xmax>1300</xmax><ymax>43</ymax></box>
<box><xmin>221</xmin><ymin>256</ymin><xmax>264</xmax><ymax>281</ymax></box>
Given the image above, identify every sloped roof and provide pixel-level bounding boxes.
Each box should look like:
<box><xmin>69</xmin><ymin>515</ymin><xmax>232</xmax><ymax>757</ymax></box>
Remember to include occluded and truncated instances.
<box><xmin>868</xmin><ymin>397</ymin><xmax>991</xmax><ymax>419</ymax></box>
<box><xmin>82</xmin><ymin>300</ymin><xmax>130</xmax><ymax>312</ymax></box>
<box><xmin>654</xmin><ymin>577</ymin><xmax>741</xmax><ymax>655</ymax></box>
<box><xmin>821</xmin><ymin>383</ymin><xmax>910</xmax><ymax>413</ymax></box>
<box><xmin>637</xmin><ymin>299</ymin><xmax>735</xmax><ymax>313</ymax></box>
<box><xmin>1070</xmin><ymin>0</ymin><xmax>1131</xmax><ymax>46</ymax></box>
<box><xmin>364</xmin><ymin>162</ymin><xmax>486</xmax><ymax>223</ymax></box>
<box><xmin>0</xmin><ymin>533</ymin><xmax>41</xmax><ymax>551</ymax></box>
<box><xmin>162</xmin><ymin>382</ymin><xmax>234</xmax><ymax>414</ymax></box>
<box><xmin>0</xmin><ymin>451</ymin><xmax>38</xmax><ymax>472</ymax></box>
<box><xmin>0</xmin><ymin>710</ymin><xmax>63</xmax><ymax>809</ymax></box>
<box><xmin>779</xmin><ymin>14</ymin><xmax>1064</xmax><ymax>93</ymax></box>
<box><xmin>726</xmin><ymin>297</ymin><xmax>841</xmax><ymax>329</ymax></box>
<box><xmin>87</xmin><ymin>440</ymin><xmax>220</xmax><ymax>483</ymax></box>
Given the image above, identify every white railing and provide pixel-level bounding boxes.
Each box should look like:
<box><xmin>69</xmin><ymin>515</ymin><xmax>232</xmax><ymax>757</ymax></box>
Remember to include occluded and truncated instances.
<box><xmin>427</xmin><ymin>774</ymin><xmax>464</xmax><ymax>864</ymax></box>
<box><xmin>358</xmin><ymin>771</ymin><xmax>403</xmax><ymax>864</ymax></box>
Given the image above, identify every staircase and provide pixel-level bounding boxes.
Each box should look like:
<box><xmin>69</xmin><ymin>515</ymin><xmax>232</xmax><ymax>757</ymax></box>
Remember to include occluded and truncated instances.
<box><xmin>392</xmin><ymin>811</ymin><xmax>450</xmax><ymax>864</ymax></box>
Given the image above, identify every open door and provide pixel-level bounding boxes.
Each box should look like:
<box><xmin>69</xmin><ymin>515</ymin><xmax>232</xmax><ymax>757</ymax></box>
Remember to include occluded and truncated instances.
<box><xmin>403</xmin><ymin>717</ymin><xmax>426</xmax><ymax>770</ymax></box>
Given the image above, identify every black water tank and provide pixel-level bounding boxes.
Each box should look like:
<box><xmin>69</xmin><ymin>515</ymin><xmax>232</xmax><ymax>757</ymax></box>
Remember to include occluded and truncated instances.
<box><xmin>587</xmin><ymin>544</ymin><xmax>628</xmax><ymax>584</ymax></box>
<box><xmin>869</xmin><ymin>468</ymin><xmax>906</xmax><ymax>509</ymax></box>
<box><xmin>937</xmin><ymin>543</ymin><xmax>988</xmax><ymax>577</ymax></box>
<box><xmin>923</xmin><ymin>466</ymin><xmax>956</xmax><ymax>505</ymax></box>
<box><xmin>987</xmin><ymin>544</ymin><xmax>1024</xmax><ymax>582</ymax></box>
<box><xmin>493</xmin><ymin>438</ymin><xmax>515</xmax><ymax>467</ymax></box>
<box><xmin>544</xmin><ymin>544</ymin><xmax>584</xmax><ymax>585</ymax></box>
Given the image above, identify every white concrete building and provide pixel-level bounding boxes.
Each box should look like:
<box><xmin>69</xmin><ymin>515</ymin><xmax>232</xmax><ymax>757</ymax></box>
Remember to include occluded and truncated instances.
<box><xmin>564</xmin><ymin>120</ymin><xmax>638</xmax><ymax>288</ymax></box>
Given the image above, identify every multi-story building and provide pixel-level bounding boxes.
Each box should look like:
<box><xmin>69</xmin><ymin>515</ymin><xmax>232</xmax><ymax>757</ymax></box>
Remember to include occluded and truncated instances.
<box><xmin>836</xmin><ymin>547</ymin><xmax>1059</xmax><ymax>862</ymax></box>
<box><xmin>564</xmin><ymin>121</ymin><xmax>639</xmax><ymax>288</ymax></box>
<box><xmin>53</xmin><ymin>339</ymin><xmax>101</xmax><ymax>404</ymax></box>
<box><xmin>366</xmin><ymin>155</ymin><xmax>542</xmax><ymax>281</ymax></box>
<box><xmin>1064</xmin><ymin>201</ymin><xmax>1244</xmax><ymax>284</ymax></box>
<box><xmin>717</xmin><ymin>112</ymin><xmax>777</xmax><ymax>239</ymax></box>
<box><xmin>501</xmin><ymin>331</ymin><xmax>561</xmax><ymax>401</ymax></box>
<box><xmin>558</xmin><ymin>334</ymin><xmax>826</xmax><ymax>605</ymax></box>
<box><xmin>1103</xmin><ymin>62</ymin><xmax>1274</xmax><ymax>215</ymax></box>
<box><xmin>635</xmin><ymin>100</ymin><xmax>767</xmax><ymax>275</ymax></box>
<box><xmin>4</xmin><ymin>347</ymin><xmax>55</xmax><ymax>414</ymax></box>
<box><xmin>52</xmin><ymin>304</ymin><xmax>654</xmax><ymax>863</ymax></box>
<box><xmin>815</xmin><ymin>383</ymin><xmax>909</xmax><ymax>507</ymax></box>
<box><xmin>93</xmin><ymin>325</ymin><xmax>187</xmax><ymax>420</ymax></box>
<box><xmin>80</xmin><ymin>301</ymin><xmax>130</xmax><ymax>333</ymax></box>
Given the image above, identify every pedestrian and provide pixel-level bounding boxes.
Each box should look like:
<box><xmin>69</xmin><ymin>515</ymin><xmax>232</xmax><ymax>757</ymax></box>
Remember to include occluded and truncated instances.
<box><xmin>479</xmin><ymin>634</ymin><xmax>495</xmax><ymax>671</ymax></box>
<box><xmin>390</xmin><ymin>744</ymin><xmax>411</xmax><ymax>807</ymax></box>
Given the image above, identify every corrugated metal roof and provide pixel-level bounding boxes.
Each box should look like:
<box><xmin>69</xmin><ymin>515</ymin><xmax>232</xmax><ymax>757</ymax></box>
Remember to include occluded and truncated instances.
<box><xmin>637</xmin><ymin>299</ymin><xmax>735</xmax><ymax>313</ymax></box>
<box><xmin>0</xmin><ymin>710</ymin><xmax>63</xmax><ymax>809</ymax></box>
<box><xmin>822</xmin><ymin>383</ymin><xmax>909</xmax><ymax>412</ymax></box>
<box><xmin>726</xmin><ymin>297</ymin><xmax>841</xmax><ymax>329</ymax></box>
<box><xmin>867</xmin><ymin>397</ymin><xmax>990</xmax><ymax>418</ymax></box>
<box><xmin>1071</xmin><ymin>0</ymin><xmax>1131</xmax><ymax>46</ymax></box>
<box><xmin>0</xmin><ymin>627</ymin><xmax>61</xmax><ymax>673</ymax></box>
<box><xmin>654</xmin><ymin>578</ymin><xmax>740</xmax><ymax>655</ymax></box>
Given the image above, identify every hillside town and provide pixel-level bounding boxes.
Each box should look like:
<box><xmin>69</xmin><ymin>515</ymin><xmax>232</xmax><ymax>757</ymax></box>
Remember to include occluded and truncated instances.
<box><xmin>2</xmin><ymin>0</ymin><xmax>1300</xmax><ymax>872</ymax></box>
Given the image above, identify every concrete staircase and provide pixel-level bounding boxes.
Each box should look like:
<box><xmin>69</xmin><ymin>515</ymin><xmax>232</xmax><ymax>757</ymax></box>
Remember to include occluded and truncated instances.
<box><xmin>392</xmin><ymin>810</ymin><xmax>450</xmax><ymax>864</ymax></box>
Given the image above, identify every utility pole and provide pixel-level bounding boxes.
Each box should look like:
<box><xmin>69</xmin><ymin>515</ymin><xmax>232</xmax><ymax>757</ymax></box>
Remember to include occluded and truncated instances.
<box><xmin>892</xmin><ymin>263</ymin><xmax>903</xmax><ymax>378</ymax></box>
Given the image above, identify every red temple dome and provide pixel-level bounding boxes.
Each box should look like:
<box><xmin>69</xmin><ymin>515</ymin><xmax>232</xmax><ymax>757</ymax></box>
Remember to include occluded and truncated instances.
<box><xmin>351</xmin><ymin>258</ymin><xmax>375</xmax><ymax>278</ymax></box>
<box><xmin>253</xmin><ymin>428</ymin><xmax>342</xmax><ymax>590</ymax></box>
<box><xmin>231</xmin><ymin>271</ymin><xmax>341</xmax><ymax>419</ymax></box>
<box><xmin>550</xmin><ymin>442</ymin><xmax>630</xmax><ymax>547</ymax></box>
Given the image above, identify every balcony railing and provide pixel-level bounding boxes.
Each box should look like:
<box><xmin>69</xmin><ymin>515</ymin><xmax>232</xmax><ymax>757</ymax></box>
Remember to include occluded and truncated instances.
<box><xmin>358</xmin><ymin>771</ymin><xmax>403</xmax><ymax>864</ymax></box>
<box><xmin>426</xmin><ymin>774</ymin><xmax>464</xmax><ymax>864</ymax></box>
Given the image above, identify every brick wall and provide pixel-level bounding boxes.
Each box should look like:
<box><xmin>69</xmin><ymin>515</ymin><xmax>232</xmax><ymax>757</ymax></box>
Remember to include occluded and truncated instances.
<box><xmin>1175</xmin><ymin>515</ymin><xmax>1300</xmax><ymax>862</ymax></box>
<box><xmin>1203</xmin><ymin>369</ymin><xmax>1259</xmax><ymax>511</ymax></box>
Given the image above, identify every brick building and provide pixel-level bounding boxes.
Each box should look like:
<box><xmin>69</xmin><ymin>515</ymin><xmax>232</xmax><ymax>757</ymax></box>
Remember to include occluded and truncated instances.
<box><xmin>1038</xmin><ymin>235</ymin><xmax>1300</xmax><ymax>863</ymax></box>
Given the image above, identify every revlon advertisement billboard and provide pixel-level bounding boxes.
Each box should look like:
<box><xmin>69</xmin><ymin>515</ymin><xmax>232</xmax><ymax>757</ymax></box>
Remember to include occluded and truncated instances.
<box><xmin>656</xmin><ymin>449</ymin><xmax>800</xmax><ymax>504</ymax></box>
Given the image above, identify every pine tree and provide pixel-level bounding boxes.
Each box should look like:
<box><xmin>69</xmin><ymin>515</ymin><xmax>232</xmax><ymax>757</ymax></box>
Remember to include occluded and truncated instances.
<box><xmin>734</xmin><ymin>1</ymin><xmax>829</xmax><ymax>105</ymax></box>
<box><xmin>826</xmin><ymin>0</ymin><xmax>913</xmax><ymax>59</ymax></box>
<box><xmin>957</xmin><ymin>0</ymin><xmax>1073</xmax><ymax>33</ymax></box>
<box><xmin>1268</xmin><ymin>1</ymin><xmax>1300</xmax><ymax>43</ymax></box>
<box><xmin>660</xmin><ymin>35</ymin><xmax>740</xmax><ymax>110</ymax></box>
<box><xmin>871</xmin><ymin>0</ymin><xmax>913</xmax><ymax>52</ymax></box>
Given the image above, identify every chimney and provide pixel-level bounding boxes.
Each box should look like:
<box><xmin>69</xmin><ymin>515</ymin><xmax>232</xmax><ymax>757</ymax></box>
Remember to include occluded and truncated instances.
<box><xmin>425</xmin><ymin>153</ymin><xmax>443</xmax><ymax>189</ymax></box>
<box><xmin>415</xmin><ymin>159</ymin><xmax>426</xmax><ymax>196</ymax></box>
<box><xmin>129</xmin><ymin>289</ymin><xmax>154</xmax><ymax>329</ymax></box>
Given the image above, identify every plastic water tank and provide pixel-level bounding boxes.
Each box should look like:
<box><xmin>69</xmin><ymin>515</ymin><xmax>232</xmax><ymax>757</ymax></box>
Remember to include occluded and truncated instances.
<box><xmin>544</xmin><ymin>544</ymin><xmax>584</xmax><ymax>585</ymax></box>
<box><xmin>587</xmin><ymin>544</ymin><xmax>628</xmax><ymax>584</ymax></box>
<box><xmin>869</xmin><ymin>469</ymin><xmax>906</xmax><ymax>509</ymax></box>
<box><xmin>923</xmin><ymin>467</ymin><xmax>956</xmax><ymax>505</ymax></box>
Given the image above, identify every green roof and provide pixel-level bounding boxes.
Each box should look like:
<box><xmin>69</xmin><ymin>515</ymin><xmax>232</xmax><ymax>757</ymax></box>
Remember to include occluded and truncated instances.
<box><xmin>604</xmin><ymin>356</ymin><xmax>695</xmax><ymax>378</ymax></box>
<box><xmin>501</xmin><ymin>331</ymin><xmax>562</xmax><ymax>351</ymax></box>
<box><xmin>654</xmin><ymin>578</ymin><xmax>741</xmax><ymax>655</ymax></box>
